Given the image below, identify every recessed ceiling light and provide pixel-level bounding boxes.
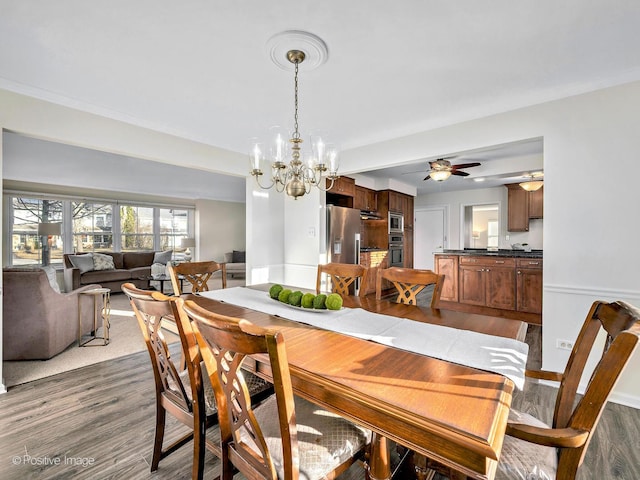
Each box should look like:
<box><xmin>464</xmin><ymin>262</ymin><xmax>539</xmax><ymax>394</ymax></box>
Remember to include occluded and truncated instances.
<box><xmin>473</xmin><ymin>178</ymin><xmax>485</xmax><ymax>182</ymax></box>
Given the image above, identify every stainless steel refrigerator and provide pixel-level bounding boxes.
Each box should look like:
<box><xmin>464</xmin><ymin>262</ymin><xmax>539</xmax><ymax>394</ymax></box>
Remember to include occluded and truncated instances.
<box><xmin>326</xmin><ymin>205</ymin><xmax>361</xmax><ymax>292</ymax></box>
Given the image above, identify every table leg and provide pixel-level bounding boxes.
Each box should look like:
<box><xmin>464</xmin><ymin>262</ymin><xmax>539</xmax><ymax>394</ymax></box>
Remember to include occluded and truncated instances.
<box><xmin>366</xmin><ymin>433</ymin><xmax>392</xmax><ymax>480</ymax></box>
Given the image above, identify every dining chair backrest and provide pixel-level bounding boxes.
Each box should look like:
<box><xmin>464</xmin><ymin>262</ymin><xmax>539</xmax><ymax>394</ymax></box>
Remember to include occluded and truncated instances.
<box><xmin>376</xmin><ymin>267</ymin><xmax>444</xmax><ymax>307</ymax></box>
<box><xmin>168</xmin><ymin>260</ymin><xmax>226</xmax><ymax>295</ymax></box>
<box><xmin>316</xmin><ymin>262</ymin><xmax>369</xmax><ymax>297</ymax></box>
<box><xmin>493</xmin><ymin>300</ymin><xmax>640</xmax><ymax>480</ymax></box>
<box><xmin>121</xmin><ymin>282</ymin><xmax>217</xmax><ymax>479</ymax></box>
<box><xmin>182</xmin><ymin>298</ymin><xmax>370</xmax><ymax>480</ymax></box>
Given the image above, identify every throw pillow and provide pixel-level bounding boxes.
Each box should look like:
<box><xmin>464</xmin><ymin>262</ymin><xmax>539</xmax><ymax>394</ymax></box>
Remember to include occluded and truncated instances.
<box><xmin>153</xmin><ymin>250</ymin><xmax>173</xmax><ymax>265</ymax></box>
<box><xmin>93</xmin><ymin>253</ymin><xmax>115</xmax><ymax>271</ymax></box>
<box><xmin>68</xmin><ymin>253</ymin><xmax>95</xmax><ymax>274</ymax></box>
<box><xmin>41</xmin><ymin>265</ymin><xmax>61</xmax><ymax>293</ymax></box>
<box><xmin>232</xmin><ymin>250</ymin><xmax>246</xmax><ymax>263</ymax></box>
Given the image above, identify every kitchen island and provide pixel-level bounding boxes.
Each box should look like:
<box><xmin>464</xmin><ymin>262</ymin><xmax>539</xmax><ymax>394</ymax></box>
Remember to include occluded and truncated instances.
<box><xmin>435</xmin><ymin>249</ymin><xmax>543</xmax><ymax>324</ymax></box>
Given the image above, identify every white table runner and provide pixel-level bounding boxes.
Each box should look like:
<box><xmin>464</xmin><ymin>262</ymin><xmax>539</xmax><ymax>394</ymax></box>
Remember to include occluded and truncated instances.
<box><xmin>197</xmin><ymin>287</ymin><xmax>528</xmax><ymax>389</ymax></box>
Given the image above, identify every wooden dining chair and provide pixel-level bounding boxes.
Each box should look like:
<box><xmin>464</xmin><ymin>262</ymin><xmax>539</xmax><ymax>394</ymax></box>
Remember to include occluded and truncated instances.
<box><xmin>122</xmin><ymin>283</ymin><xmax>273</xmax><ymax>480</ymax></box>
<box><xmin>424</xmin><ymin>300</ymin><xmax>640</xmax><ymax>480</ymax></box>
<box><xmin>316</xmin><ymin>262</ymin><xmax>369</xmax><ymax>297</ymax></box>
<box><xmin>181</xmin><ymin>298</ymin><xmax>372</xmax><ymax>480</ymax></box>
<box><xmin>376</xmin><ymin>267</ymin><xmax>444</xmax><ymax>307</ymax></box>
<box><xmin>168</xmin><ymin>260</ymin><xmax>227</xmax><ymax>295</ymax></box>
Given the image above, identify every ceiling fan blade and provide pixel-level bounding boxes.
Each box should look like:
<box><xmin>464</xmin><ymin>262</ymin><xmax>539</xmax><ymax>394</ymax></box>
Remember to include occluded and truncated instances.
<box><xmin>452</xmin><ymin>171</ymin><xmax>470</xmax><ymax>177</ymax></box>
<box><xmin>451</xmin><ymin>162</ymin><xmax>481</xmax><ymax>170</ymax></box>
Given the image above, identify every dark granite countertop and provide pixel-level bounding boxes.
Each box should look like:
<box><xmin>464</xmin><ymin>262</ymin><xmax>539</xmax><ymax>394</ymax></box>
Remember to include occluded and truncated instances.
<box><xmin>438</xmin><ymin>249</ymin><xmax>543</xmax><ymax>258</ymax></box>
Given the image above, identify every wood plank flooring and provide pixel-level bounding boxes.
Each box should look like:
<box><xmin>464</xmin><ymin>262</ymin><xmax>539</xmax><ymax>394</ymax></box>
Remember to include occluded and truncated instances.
<box><xmin>1</xmin><ymin>325</ymin><xmax>639</xmax><ymax>480</ymax></box>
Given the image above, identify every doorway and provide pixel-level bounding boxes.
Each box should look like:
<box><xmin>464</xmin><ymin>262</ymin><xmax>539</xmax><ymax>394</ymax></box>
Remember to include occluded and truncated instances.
<box><xmin>414</xmin><ymin>207</ymin><xmax>447</xmax><ymax>270</ymax></box>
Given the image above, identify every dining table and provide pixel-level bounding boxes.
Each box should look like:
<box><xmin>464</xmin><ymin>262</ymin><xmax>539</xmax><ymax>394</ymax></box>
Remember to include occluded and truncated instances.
<box><xmin>188</xmin><ymin>284</ymin><xmax>528</xmax><ymax>480</ymax></box>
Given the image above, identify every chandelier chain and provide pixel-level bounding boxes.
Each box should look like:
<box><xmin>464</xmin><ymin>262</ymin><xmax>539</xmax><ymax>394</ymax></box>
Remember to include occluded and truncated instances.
<box><xmin>293</xmin><ymin>59</ymin><xmax>300</xmax><ymax>140</ymax></box>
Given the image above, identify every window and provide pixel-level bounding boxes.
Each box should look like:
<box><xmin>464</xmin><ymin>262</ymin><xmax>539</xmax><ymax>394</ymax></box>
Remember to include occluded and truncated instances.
<box><xmin>159</xmin><ymin>208</ymin><xmax>190</xmax><ymax>252</ymax></box>
<box><xmin>120</xmin><ymin>205</ymin><xmax>154</xmax><ymax>251</ymax></box>
<box><xmin>4</xmin><ymin>193</ymin><xmax>195</xmax><ymax>266</ymax></box>
<box><xmin>11</xmin><ymin>198</ymin><xmax>64</xmax><ymax>266</ymax></box>
<box><xmin>72</xmin><ymin>202</ymin><xmax>113</xmax><ymax>253</ymax></box>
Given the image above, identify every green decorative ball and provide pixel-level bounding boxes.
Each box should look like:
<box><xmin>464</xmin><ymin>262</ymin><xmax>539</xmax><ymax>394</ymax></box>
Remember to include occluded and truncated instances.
<box><xmin>301</xmin><ymin>293</ymin><xmax>315</xmax><ymax>308</ymax></box>
<box><xmin>278</xmin><ymin>289</ymin><xmax>292</xmax><ymax>303</ymax></box>
<box><xmin>269</xmin><ymin>284</ymin><xmax>284</xmax><ymax>299</ymax></box>
<box><xmin>313</xmin><ymin>294</ymin><xmax>327</xmax><ymax>309</ymax></box>
<box><xmin>289</xmin><ymin>291</ymin><xmax>303</xmax><ymax>307</ymax></box>
<box><xmin>325</xmin><ymin>293</ymin><xmax>343</xmax><ymax>310</ymax></box>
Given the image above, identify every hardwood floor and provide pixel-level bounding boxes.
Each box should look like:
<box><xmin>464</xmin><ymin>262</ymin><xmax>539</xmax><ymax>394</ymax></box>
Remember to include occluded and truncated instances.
<box><xmin>1</xmin><ymin>326</ymin><xmax>638</xmax><ymax>480</ymax></box>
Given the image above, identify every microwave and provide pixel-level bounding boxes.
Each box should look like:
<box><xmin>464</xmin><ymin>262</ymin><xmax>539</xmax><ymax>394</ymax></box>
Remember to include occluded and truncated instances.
<box><xmin>388</xmin><ymin>212</ymin><xmax>404</xmax><ymax>233</ymax></box>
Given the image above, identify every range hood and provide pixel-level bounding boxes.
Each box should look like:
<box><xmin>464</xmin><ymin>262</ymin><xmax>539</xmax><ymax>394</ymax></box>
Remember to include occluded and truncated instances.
<box><xmin>360</xmin><ymin>210</ymin><xmax>382</xmax><ymax>220</ymax></box>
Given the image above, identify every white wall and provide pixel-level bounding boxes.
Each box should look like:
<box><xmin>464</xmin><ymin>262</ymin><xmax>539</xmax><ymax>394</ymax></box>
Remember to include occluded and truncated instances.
<box><xmin>415</xmin><ymin>187</ymin><xmax>543</xmax><ymax>250</ymax></box>
<box><xmin>195</xmin><ymin>199</ymin><xmax>245</xmax><ymax>263</ymax></box>
<box><xmin>344</xmin><ymin>80</ymin><xmax>640</xmax><ymax>407</ymax></box>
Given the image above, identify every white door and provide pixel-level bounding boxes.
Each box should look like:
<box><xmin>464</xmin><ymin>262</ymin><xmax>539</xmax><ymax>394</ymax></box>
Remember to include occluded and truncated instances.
<box><xmin>414</xmin><ymin>208</ymin><xmax>446</xmax><ymax>270</ymax></box>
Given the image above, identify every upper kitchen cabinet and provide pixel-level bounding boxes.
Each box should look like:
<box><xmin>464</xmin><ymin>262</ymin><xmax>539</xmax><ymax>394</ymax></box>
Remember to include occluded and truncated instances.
<box><xmin>327</xmin><ymin>176</ymin><xmax>355</xmax><ymax>197</ymax></box>
<box><xmin>388</xmin><ymin>191</ymin><xmax>404</xmax><ymax>213</ymax></box>
<box><xmin>528</xmin><ymin>186</ymin><xmax>544</xmax><ymax>218</ymax></box>
<box><xmin>354</xmin><ymin>186</ymin><xmax>378</xmax><ymax>212</ymax></box>
<box><xmin>506</xmin><ymin>183</ymin><xmax>544</xmax><ymax>231</ymax></box>
<box><xmin>326</xmin><ymin>176</ymin><xmax>356</xmax><ymax>207</ymax></box>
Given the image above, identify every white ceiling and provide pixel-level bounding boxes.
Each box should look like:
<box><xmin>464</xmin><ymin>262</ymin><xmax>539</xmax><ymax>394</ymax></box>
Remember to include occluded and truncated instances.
<box><xmin>1</xmin><ymin>1</ymin><xmax>639</xmax><ymax>198</ymax></box>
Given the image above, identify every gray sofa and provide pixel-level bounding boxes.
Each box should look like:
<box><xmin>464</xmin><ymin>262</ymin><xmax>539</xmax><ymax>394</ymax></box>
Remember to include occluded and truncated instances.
<box><xmin>63</xmin><ymin>251</ymin><xmax>160</xmax><ymax>293</ymax></box>
<box><xmin>224</xmin><ymin>251</ymin><xmax>246</xmax><ymax>278</ymax></box>
<box><xmin>3</xmin><ymin>267</ymin><xmax>102</xmax><ymax>360</ymax></box>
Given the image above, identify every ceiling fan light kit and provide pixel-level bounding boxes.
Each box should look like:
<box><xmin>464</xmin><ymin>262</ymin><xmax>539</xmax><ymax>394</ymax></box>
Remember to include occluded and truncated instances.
<box><xmin>519</xmin><ymin>180</ymin><xmax>544</xmax><ymax>191</ymax></box>
<box><xmin>429</xmin><ymin>170</ymin><xmax>452</xmax><ymax>181</ymax></box>
<box><xmin>423</xmin><ymin>158</ymin><xmax>481</xmax><ymax>182</ymax></box>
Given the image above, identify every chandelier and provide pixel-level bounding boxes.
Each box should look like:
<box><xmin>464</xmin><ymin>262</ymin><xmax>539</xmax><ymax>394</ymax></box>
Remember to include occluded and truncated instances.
<box><xmin>250</xmin><ymin>32</ymin><xmax>339</xmax><ymax>199</ymax></box>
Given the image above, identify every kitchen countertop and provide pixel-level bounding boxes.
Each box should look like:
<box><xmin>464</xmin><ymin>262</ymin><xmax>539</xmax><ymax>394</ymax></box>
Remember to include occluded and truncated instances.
<box><xmin>438</xmin><ymin>249</ymin><xmax>543</xmax><ymax>258</ymax></box>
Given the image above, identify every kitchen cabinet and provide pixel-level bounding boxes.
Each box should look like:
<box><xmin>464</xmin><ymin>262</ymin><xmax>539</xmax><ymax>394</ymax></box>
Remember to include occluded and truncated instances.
<box><xmin>459</xmin><ymin>256</ymin><xmax>516</xmax><ymax>310</ymax></box>
<box><xmin>327</xmin><ymin>176</ymin><xmax>355</xmax><ymax>197</ymax></box>
<box><xmin>435</xmin><ymin>254</ymin><xmax>459</xmax><ymax>302</ymax></box>
<box><xmin>528</xmin><ymin>186</ymin><xmax>544</xmax><ymax>219</ymax></box>
<box><xmin>506</xmin><ymin>183</ymin><xmax>544</xmax><ymax>231</ymax></box>
<box><xmin>388</xmin><ymin>191</ymin><xmax>404</xmax><ymax>212</ymax></box>
<box><xmin>354</xmin><ymin>186</ymin><xmax>378</xmax><ymax>211</ymax></box>
<box><xmin>404</xmin><ymin>196</ymin><xmax>414</xmax><ymax>229</ymax></box>
<box><xmin>516</xmin><ymin>258</ymin><xmax>543</xmax><ymax>314</ymax></box>
<box><xmin>506</xmin><ymin>184</ymin><xmax>530</xmax><ymax>232</ymax></box>
<box><xmin>404</xmin><ymin>227</ymin><xmax>414</xmax><ymax>268</ymax></box>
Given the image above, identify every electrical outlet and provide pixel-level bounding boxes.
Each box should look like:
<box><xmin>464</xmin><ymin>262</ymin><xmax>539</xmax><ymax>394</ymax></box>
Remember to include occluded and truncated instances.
<box><xmin>556</xmin><ymin>339</ymin><xmax>574</xmax><ymax>350</ymax></box>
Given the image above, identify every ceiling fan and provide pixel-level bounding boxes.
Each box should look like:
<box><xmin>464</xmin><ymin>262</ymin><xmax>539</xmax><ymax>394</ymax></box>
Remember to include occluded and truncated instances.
<box><xmin>423</xmin><ymin>157</ymin><xmax>481</xmax><ymax>181</ymax></box>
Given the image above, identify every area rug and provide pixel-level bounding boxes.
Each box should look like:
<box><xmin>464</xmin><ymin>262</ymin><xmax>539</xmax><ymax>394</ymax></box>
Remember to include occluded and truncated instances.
<box><xmin>3</xmin><ymin>277</ymin><xmax>246</xmax><ymax>388</ymax></box>
<box><xmin>2</xmin><ymin>292</ymin><xmax>179</xmax><ymax>387</ymax></box>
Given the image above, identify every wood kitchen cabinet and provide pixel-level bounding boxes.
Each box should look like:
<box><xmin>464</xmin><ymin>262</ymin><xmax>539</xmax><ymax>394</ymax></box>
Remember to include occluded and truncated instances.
<box><xmin>459</xmin><ymin>256</ymin><xmax>516</xmax><ymax>310</ymax></box>
<box><xmin>435</xmin><ymin>254</ymin><xmax>459</xmax><ymax>302</ymax></box>
<box><xmin>327</xmin><ymin>176</ymin><xmax>355</xmax><ymax>197</ymax></box>
<box><xmin>388</xmin><ymin>191</ymin><xmax>403</xmax><ymax>212</ymax></box>
<box><xmin>354</xmin><ymin>186</ymin><xmax>377</xmax><ymax>211</ymax></box>
<box><xmin>516</xmin><ymin>258</ymin><xmax>543</xmax><ymax>314</ymax></box>
<box><xmin>506</xmin><ymin>184</ymin><xmax>530</xmax><ymax>231</ymax></box>
<box><xmin>506</xmin><ymin>183</ymin><xmax>544</xmax><ymax>231</ymax></box>
<box><xmin>528</xmin><ymin>186</ymin><xmax>544</xmax><ymax>219</ymax></box>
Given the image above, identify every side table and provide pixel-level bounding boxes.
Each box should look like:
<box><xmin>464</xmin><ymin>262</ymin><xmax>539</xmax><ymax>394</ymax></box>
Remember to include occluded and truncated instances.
<box><xmin>78</xmin><ymin>287</ymin><xmax>111</xmax><ymax>346</ymax></box>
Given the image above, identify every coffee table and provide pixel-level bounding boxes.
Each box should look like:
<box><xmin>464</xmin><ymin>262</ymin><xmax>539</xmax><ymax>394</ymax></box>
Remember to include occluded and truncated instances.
<box><xmin>148</xmin><ymin>274</ymin><xmax>184</xmax><ymax>294</ymax></box>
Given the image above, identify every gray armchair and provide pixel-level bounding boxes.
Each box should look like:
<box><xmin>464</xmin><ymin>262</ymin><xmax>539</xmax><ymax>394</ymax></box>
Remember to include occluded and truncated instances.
<box><xmin>3</xmin><ymin>267</ymin><xmax>102</xmax><ymax>360</ymax></box>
